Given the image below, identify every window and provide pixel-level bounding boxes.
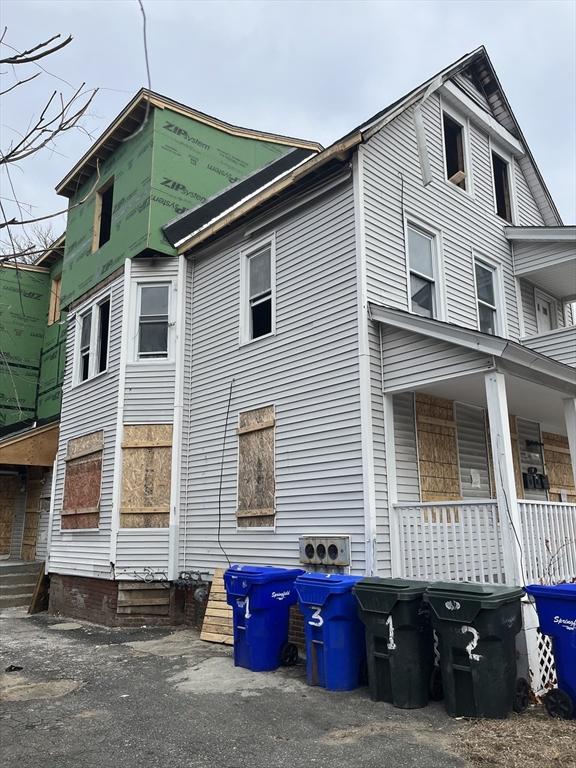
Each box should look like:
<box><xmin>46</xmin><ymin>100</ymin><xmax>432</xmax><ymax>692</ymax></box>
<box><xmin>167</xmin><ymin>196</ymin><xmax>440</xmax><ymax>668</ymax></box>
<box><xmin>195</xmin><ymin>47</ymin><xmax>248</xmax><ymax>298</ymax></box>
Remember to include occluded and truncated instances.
<box><xmin>407</xmin><ymin>225</ymin><xmax>437</xmax><ymax>318</ymax></box>
<box><xmin>443</xmin><ymin>112</ymin><xmax>467</xmax><ymax>190</ymax></box>
<box><xmin>137</xmin><ymin>284</ymin><xmax>170</xmax><ymax>359</ymax></box>
<box><xmin>492</xmin><ymin>152</ymin><xmax>512</xmax><ymax>222</ymax></box>
<box><xmin>120</xmin><ymin>425</ymin><xmax>172</xmax><ymax>528</ymax></box>
<box><xmin>93</xmin><ymin>178</ymin><xmax>114</xmax><ymax>251</ymax></box>
<box><xmin>76</xmin><ymin>296</ymin><xmax>111</xmax><ymax>383</ymax></box>
<box><xmin>241</xmin><ymin>242</ymin><xmax>274</xmax><ymax>342</ymax></box>
<box><xmin>47</xmin><ymin>275</ymin><xmax>61</xmax><ymax>325</ymax></box>
<box><xmin>62</xmin><ymin>431</ymin><xmax>104</xmax><ymax>530</ymax></box>
<box><xmin>474</xmin><ymin>260</ymin><xmax>498</xmax><ymax>335</ymax></box>
<box><xmin>237</xmin><ymin>406</ymin><xmax>275</xmax><ymax>527</ymax></box>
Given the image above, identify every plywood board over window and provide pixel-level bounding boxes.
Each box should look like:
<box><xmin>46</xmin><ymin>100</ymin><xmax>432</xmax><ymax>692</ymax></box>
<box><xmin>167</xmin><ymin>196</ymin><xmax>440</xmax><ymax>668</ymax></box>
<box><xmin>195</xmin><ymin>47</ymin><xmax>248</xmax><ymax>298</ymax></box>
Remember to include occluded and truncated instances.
<box><xmin>62</xmin><ymin>430</ymin><xmax>104</xmax><ymax>529</ymax></box>
<box><xmin>120</xmin><ymin>425</ymin><xmax>172</xmax><ymax>528</ymax></box>
<box><xmin>543</xmin><ymin>432</ymin><xmax>576</xmax><ymax>503</ymax></box>
<box><xmin>237</xmin><ymin>406</ymin><xmax>275</xmax><ymax>528</ymax></box>
<box><xmin>415</xmin><ymin>394</ymin><xmax>461</xmax><ymax>502</ymax></box>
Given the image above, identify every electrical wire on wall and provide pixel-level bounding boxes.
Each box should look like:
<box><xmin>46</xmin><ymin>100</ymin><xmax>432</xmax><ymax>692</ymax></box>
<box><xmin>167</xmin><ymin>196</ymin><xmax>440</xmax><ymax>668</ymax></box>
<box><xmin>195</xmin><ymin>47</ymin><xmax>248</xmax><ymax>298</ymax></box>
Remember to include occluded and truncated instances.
<box><xmin>216</xmin><ymin>378</ymin><xmax>234</xmax><ymax>568</ymax></box>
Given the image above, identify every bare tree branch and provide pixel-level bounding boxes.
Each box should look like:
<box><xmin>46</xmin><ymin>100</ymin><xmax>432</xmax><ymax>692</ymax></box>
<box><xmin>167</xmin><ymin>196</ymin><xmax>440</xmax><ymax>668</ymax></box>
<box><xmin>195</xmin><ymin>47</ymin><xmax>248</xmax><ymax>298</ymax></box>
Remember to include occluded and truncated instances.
<box><xmin>0</xmin><ymin>71</ymin><xmax>40</xmax><ymax>96</ymax></box>
<box><xmin>0</xmin><ymin>33</ymin><xmax>72</xmax><ymax>65</ymax></box>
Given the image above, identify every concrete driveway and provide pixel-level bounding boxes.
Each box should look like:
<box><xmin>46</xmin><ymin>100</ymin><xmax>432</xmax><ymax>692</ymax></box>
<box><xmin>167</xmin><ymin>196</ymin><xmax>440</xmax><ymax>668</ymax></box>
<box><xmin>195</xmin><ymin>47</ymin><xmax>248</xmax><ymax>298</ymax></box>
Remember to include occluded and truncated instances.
<box><xmin>0</xmin><ymin>608</ymin><xmax>468</xmax><ymax>768</ymax></box>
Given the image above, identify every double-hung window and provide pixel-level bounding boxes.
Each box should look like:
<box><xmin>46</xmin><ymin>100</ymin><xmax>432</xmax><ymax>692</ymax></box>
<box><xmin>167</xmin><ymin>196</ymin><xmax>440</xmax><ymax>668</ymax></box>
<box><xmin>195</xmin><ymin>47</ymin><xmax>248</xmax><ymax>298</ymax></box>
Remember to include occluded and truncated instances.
<box><xmin>76</xmin><ymin>296</ymin><xmax>111</xmax><ymax>383</ymax></box>
<box><xmin>442</xmin><ymin>111</ymin><xmax>468</xmax><ymax>191</ymax></box>
<box><xmin>491</xmin><ymin>151</ymin><xmax>513</xmax><ymax>222</ymax></box>
<box><xmin>242</xmin><ymin>242</ymin><xmax>274</xmax><ymax>343</ymax></box>
<box><xmin>137</xmin><ymin>284</ymin><xmax>170</xmax><ymax>359</ymax></box>
<box><xmin>474</xmin><ymin>259</ymin><xmax>499</xmax><ymax>335</ymax></box>
<box><xmin>407</xmin><ymin>225</ymin><xmax>437</xmax><ymax>318</ymax></box>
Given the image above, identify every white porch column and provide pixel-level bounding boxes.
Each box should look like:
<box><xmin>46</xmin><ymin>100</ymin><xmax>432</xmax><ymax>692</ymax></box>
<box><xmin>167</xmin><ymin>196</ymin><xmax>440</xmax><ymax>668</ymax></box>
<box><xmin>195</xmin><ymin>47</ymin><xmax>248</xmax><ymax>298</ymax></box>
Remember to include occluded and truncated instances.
<box><xmin>383</xmin><ymin>394</ymin><xmax>401</xmax><ymax>577</ymax></box>
<box><xmin>563</xmin><ymin>398</ymin><xmax>576</xmax><ymax>487</ymax></box>
<box><xmin>484</xmin><ymin>371</ymin><xmax>524</xmax><ymax>585</ymax></box>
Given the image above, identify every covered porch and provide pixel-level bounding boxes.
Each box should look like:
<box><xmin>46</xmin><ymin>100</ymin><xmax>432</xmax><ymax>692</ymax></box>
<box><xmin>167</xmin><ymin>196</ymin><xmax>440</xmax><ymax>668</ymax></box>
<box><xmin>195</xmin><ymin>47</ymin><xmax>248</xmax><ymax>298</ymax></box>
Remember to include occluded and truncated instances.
<box><xmin>372</xmin><ymin>305</ymin><xmax>576</xmax><ymax>586</ymax></box>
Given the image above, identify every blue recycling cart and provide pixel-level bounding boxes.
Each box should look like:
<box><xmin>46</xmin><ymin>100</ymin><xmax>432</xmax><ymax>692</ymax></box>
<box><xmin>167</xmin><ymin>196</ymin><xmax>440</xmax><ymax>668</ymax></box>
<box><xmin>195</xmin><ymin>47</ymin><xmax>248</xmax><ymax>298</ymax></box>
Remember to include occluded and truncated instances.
<box><xmin>295</xmin><ymin>572</ymin><xmax>366</xmax><ymax>691</ymax></box>
<box><xmin>525</xmin><ymin>583</ymin><xmax>576</xmax><ymax>719</ymax></box>
<box><xmin>224</xmin><ymin>564</ymin><xmax>304</xmax><ymax>672</ymax></box>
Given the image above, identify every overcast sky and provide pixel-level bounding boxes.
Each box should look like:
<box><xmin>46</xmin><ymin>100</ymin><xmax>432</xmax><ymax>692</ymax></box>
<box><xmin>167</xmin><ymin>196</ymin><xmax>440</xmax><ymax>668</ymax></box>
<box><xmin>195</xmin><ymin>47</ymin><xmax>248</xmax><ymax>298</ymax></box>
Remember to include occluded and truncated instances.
<box><xmin>1</xmin><ymin>0</ymin><xmax>575</xmax><ymax>241</ymax></box>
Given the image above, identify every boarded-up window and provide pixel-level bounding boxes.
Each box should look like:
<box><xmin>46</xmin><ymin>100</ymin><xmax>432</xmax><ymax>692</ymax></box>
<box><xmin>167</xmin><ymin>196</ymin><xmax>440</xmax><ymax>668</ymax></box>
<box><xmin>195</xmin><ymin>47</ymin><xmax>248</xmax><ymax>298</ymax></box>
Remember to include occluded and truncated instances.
<box><xmin>62</xmin><ymin>431</ymin><xmax>104</xmax><ymax>530</ymax></box>
<box><xmin>415</xmin><ymin>394</ymin><xmax>461</xmax><ymax>502</ymax></box>
<box><xmin>120</xmin><ymin>425</ymin><xmax>172</xmax><ymax>528</ymax></box>
<box><xmin>542</xmin><ymin>432</ymin><xmax>576</xmax><ymax>503</ymax></box>
<box><xmin>237</xmin><ymin>406</ymin><xmax>275</xmax><ymax>527</ymax></box>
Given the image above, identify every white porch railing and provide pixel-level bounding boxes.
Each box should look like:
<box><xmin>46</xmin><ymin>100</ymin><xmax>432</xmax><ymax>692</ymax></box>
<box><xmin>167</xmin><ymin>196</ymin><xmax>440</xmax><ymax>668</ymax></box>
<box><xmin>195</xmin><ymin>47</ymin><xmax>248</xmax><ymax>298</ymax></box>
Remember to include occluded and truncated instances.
<box><xmin>393</xmin><ymin>499</ymin><xmax>576</xmax><ymax>585</ymax></box>
<box><xmin>519</xmin><ymin>500</ymin><xmax>576</xmax><ymax>584</ymax></box>
<box><xmin>394</xmin><ymin>501</ymin><xmax>506</xmax><ymax>584</ymax></box>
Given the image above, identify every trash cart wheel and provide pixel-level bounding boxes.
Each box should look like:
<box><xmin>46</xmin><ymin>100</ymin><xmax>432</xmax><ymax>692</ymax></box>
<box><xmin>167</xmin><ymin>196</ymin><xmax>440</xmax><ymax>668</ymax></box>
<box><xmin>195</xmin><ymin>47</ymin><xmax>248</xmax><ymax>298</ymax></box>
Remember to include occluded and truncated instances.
<box><xmin>513</xmin><ymin>678</ymin><xmax>530</xmax><ymax>714</ymax></box>
<box><xmin>429</xmin><ymin>665</ymin><xmax>443</xmax><ymax>702</ymax></box>
<box><xmin>544</xmin><ymin>689</ymin><xmax>574</xmax><ymax>720</ymax></box>
<box><xmin>280</xmin><ymin>642</ymin><xmax>299</xmax><ymax>667</ymax></box>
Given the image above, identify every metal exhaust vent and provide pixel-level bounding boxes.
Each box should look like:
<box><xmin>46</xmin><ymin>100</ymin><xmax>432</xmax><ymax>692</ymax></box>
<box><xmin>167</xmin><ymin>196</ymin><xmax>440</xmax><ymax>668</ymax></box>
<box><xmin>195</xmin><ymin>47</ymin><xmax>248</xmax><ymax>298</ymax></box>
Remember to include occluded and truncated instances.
<box><xmin>299</xmin><ymin>535</ymin><xmax>350</xmax><ymax>572</ymax></box>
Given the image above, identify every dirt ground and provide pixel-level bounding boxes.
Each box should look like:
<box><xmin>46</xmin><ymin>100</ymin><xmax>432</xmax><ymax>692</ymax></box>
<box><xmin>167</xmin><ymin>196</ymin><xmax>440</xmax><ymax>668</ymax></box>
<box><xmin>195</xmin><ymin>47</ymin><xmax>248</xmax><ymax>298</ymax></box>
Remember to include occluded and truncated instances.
<box><xmin>1</xmin><ymin>607</ymin><xmax>575</xmax><ymax>768</ymax></box>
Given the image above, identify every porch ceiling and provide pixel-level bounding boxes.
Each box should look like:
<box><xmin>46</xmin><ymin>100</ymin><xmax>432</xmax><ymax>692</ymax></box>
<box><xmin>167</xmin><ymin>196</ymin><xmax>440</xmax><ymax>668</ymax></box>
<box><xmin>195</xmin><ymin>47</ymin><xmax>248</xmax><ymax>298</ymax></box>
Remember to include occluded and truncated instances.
<box><xmin>515</xmin><ymin>259</ymin><xmax>576</xmax><ymax>302</ymax></box>
<box><xmin>421</xmin><ymin>372</ymin><xmax>568</xmax><ymax>435</ymax></box>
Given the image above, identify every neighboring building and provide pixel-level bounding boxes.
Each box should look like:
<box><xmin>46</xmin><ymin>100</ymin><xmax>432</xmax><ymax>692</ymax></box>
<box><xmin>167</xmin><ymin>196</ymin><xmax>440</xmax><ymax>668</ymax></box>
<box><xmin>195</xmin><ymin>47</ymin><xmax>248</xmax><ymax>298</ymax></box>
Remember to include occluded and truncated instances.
<box><xmin>0</xmin><ymin>238</ymin><xmax>65</xmax><ymax>563</ymax></box>
<box><xmin>41</xmin><ymin>48</ymin><xmax>574</xmax><ymax>637</ymax></box>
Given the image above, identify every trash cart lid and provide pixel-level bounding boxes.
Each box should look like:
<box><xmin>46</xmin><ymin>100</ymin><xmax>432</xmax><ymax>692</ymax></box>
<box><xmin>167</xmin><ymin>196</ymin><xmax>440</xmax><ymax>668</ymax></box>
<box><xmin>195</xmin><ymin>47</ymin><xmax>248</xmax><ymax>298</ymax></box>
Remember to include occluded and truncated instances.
<box><xmin>225</xmin><ymin>564</ymin><xmax>304</xmax><ymax>584</ymax></box>
<box><xmin>295</xmin><ymin>572</ymin><xmax>360</xmax><ymax>592</ymax></box>
<box><xmin>425</xmin><ymin>581</ymin><xmax>524</xmax><ymax>602</ymax></box>
<box><xmin>525</xmin><ymin>583</ymin><xmax>576</xmax><ymax>600</ymax></box>
<box><xmin>353</xmin><ymin>577</ymin><xmax>430</xmax><ymax>599</ymax></box>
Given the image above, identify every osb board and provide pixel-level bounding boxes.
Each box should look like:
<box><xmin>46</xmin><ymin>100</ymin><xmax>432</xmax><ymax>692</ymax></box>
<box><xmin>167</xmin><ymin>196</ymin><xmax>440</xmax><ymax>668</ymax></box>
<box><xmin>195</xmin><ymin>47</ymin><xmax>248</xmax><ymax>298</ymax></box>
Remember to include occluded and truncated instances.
<box><xmin>200</xmin><ymin>568</ymin><xmax>233</xmax><ymax>645</ymax></box>
<box><xmin>21</xmin><ymin>467</ymin><xmax>44</xmax><ymax>561</ymax></box>
<box><xmin>415</xmin><ymin>394</ymin><xmax>460</xmax><ymax>502</ymax></box>
<box><xmin>0</xmin><ymin>475</ymin><xmax>19</xmax><ymax>554</ymax></box>
<box><xmin>61</xmin><ymin>511</ymin><xmax>99</xmax><ymax>530</ymax></box>
<box><xmin>67</xmin><ymin>430</ymin><xmax>104</xmax><ymax>460</ymax></box>
<box><xmin>237</xmin><ymin>407</ymin><xmax>275</xmax><ymax>527</ymax></box>
<box><xmin>62</xmin><ymin>454</ymin><xmax>102</xmax><ymax>514</ymax></box>
<box><xmin>120</xmin><ymin>425</ymin><xmax>172</xmax><ymax>528</ymax></box>
<box><xmin>0</xmin><ymin>423</ymin><xmax>59</xmax><ymax>466</ymax></box>
<box><xmin>543</xmin><ymin>432</ymin><xmax>576</xmax><ymax>503</ymax></box>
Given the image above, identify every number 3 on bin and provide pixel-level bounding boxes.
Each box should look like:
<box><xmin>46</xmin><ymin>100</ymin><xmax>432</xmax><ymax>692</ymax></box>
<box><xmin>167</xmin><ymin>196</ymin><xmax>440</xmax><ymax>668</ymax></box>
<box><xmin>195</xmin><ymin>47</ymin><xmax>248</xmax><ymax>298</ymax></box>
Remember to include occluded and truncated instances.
<box><xmin>309</xmin><ymin>608</ymin><xmax>323</xmax><ymax>627</ymax></box>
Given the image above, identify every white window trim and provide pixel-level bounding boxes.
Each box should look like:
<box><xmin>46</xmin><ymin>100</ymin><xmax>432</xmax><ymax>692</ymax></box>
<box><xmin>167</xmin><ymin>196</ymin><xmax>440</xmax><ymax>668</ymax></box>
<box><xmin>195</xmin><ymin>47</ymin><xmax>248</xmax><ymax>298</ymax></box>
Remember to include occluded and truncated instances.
<box><xmin>239</xmin><ymin>234</ymin><xmax>276</xmax><ymax>347</ymax></box>
<box><xmin>439</xmin><ymin>97</ymin><xmax>474</xmax><ymax>198</ymax></box>
<box><xmin>235</xmin><ymin>403</ymin><xmax>277</xmax><ymax>532</ymax></box>
<box><xmin>404</xmin><ymin>214</ymin><xmax>447</xmax><ymax>322</ymax></box>
<box><xmin>488</xmin><ymin>137</ymin><xmax>518</xmax><ymax>225</ymax></box>
<box><xmin>472</xmin><ymin>251</ymin><xmax>507</xmax><ymax>337</ymax></box>
<box><xmin>534</xmin><ymin>287</ymin><xmax>558</xmax><ymax>335</ymax></box>
<box><xmin>73</xmin><ymin>293</ymin><xmax>112</xmax><ymax>386</ymax></box>
<box><xmin>130</xmin><ymin>278</ymin><xmax>176</xmax><ymax>363</ymax></box>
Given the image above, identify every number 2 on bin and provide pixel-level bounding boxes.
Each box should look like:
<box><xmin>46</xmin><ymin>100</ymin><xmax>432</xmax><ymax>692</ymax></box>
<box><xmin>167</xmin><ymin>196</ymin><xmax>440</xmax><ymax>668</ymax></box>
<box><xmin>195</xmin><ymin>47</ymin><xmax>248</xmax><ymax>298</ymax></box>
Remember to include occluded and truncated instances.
<box><xmin>309</xmin><ymin>608</ymin><xmax>324</xmax><ymax>627</ymax></box>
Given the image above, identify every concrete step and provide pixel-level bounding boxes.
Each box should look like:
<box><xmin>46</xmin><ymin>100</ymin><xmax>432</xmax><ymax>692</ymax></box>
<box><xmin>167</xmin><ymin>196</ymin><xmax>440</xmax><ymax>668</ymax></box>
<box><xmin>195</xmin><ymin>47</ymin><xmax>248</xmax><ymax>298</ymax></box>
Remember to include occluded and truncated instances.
<box><xmin>0</xmin><ymin>593</ymin><xmax>32</xmax><ymax>609</ymax></box>
<box><xmin>1</xmin><ymin>572</ymin><xmax>38</xmax><ymax>587</ymax></box>
<box><xmin>0</xmin><ymin>582</ymin><xmax>36</xmax><ymax>597</ymax></box>
<box><xmin>0</xmin><ymin>561</ymin><xmax>41</xmax><ymax>574</ymax></box>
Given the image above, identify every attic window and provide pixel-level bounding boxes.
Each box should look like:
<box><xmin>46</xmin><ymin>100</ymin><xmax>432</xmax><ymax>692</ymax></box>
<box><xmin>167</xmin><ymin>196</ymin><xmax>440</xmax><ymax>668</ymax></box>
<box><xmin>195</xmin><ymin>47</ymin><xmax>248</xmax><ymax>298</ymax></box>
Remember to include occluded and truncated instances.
<box><xmin>492</xmin><ymin>152</ymin><xmax>512</xmax><ymax>222</ymax></box>
<box><xmin>93</xmin><ymin>178</ymin><xmax>114</xmax><ymax>251</ymax></box>
<box><xmin>443</xmin><ymin>113</ymin><xmax>467</xmax><ymax>190</ymax></box>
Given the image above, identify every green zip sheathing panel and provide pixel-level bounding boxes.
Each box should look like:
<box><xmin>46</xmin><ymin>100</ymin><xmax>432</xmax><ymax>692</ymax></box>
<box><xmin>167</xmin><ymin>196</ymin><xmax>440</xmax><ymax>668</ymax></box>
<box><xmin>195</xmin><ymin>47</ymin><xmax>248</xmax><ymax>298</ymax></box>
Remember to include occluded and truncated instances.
<box><xmin>60</xmin><ymin>105</ymin><xmax>293</xmax><ymax>307</ymax></box>
<box><xmin>37</xmin><ymin>256</ymin><xmax>66</xmax><ymax>424</ymax></box>
<box><xmin>61</xmin><ymin>115</ymin><xmax>155</xmax><ymax>308</ymax></box>
<box><xmin>147</xmin><ymin>108</ymin><xmax>292</xmax><ymax>254</ymax></box>
<box><xmin>0</xmin><ymin>265</ymin><xmax>50</xmax><ymax>430</ymax></box>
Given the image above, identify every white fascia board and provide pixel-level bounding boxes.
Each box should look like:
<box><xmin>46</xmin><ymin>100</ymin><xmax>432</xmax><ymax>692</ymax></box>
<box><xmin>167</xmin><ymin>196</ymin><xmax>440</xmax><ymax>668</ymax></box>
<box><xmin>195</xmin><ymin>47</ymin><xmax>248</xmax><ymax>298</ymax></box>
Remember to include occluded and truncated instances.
<box><xmin>440</xmin><ymin>81</ymin><xmax>525</xmax><ymax>158</ymax></box>
<box><xmin>505</xmin><ymin>226</ymin><xmax>576</xmax><ymax>243</ymax></box>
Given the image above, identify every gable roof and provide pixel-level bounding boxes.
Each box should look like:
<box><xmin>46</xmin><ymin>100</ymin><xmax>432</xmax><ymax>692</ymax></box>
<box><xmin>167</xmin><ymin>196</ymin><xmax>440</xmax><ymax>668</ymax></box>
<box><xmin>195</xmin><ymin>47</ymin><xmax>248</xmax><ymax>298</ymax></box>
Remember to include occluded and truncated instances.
<box><xmin>55</xmin><ymin>89</ymin><xmax>323</xmax><ymax>199</ymax></box>
<box><xmin>172</xmin><ymin>46</ymin><xmax>562</xmax><ymax>254</ymax></box>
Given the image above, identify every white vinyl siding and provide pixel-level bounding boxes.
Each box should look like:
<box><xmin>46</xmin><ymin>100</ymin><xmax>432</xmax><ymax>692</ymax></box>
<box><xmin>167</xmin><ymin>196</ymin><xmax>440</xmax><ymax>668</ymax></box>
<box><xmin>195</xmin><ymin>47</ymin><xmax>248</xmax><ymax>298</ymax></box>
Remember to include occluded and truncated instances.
<box><xmin>393</xmin><ymin>392</ymin><xmax>420</xmax><ymax>502</ymax></box>
<box><xmin>363</xmin><ymin>89</ymin><xmax>548</xmax><ymax>342</ymax></box>
<box><xmin>178</xmin><ymin>179</ymin><xmax>367</xmax><ymax>574</ymax></box>
<box><xmin>455</xmin><ymin>403</ymin><xmax>492</xmax><ymax>499</ymax></box>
